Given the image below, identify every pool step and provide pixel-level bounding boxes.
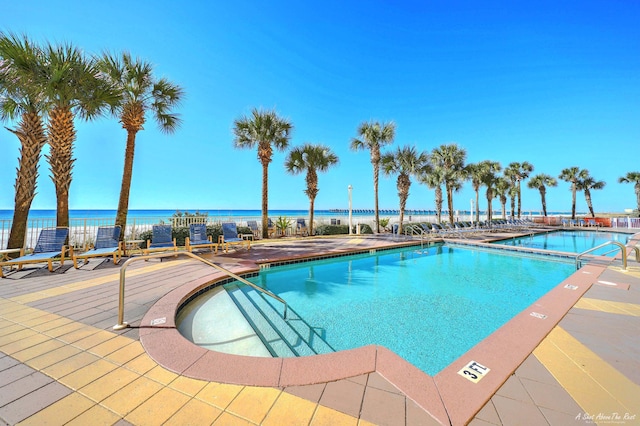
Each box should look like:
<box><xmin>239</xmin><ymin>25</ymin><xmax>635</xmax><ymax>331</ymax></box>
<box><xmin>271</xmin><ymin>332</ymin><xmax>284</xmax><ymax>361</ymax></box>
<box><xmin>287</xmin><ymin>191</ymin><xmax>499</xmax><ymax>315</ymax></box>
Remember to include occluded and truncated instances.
<box><xmin>238</xmin><ymin>285</ymin><xmax>334</xmax><ymax>356</ymax></box>
<box><xmin>225</xmin><ymin>283</ymin><xmax>320</xmax><ymax>357</ymax></box>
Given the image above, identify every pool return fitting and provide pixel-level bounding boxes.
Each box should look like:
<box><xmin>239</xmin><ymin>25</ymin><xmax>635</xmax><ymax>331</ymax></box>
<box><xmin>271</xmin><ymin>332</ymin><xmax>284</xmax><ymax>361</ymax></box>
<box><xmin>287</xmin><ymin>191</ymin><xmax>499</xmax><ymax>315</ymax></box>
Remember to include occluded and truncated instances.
<box><xmin>113</xmin><ymin>251</ymin><xmax>288</xmax><ymax>330</ymax></box>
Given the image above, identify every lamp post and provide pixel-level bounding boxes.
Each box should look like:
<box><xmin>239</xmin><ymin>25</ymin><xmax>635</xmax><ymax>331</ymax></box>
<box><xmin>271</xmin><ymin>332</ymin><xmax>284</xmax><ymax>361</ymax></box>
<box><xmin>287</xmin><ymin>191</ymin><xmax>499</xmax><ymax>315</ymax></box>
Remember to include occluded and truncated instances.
<box><xmin>348</xmin><ymin>185</ymin><xmax>353</xmax><ymax>235</ymax></box>
<box><xmin>470</xmin><ymin>198</ymin><xmax>474</xmax><ymax>226</ymax></box>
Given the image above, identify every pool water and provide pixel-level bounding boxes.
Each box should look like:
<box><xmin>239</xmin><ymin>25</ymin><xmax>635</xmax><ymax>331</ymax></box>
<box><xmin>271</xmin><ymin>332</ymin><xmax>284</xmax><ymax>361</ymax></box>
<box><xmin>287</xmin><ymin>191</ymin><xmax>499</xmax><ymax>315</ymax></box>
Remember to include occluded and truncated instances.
<box><xmin>245</xmin><ymin>245</ymin><xmax>574</xmax><ymax>375</ymax></box>
<box><xmin>492</xmin><ymin>230</ymin><xmax>629</xmax><ymax>255</ymax></box>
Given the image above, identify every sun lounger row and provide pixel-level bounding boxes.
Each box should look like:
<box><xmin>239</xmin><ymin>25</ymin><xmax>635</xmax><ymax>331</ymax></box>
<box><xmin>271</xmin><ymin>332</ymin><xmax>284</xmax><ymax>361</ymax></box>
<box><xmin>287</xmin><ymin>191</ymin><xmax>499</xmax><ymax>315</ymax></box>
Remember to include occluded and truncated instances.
<box><xmin>0</xmin><ymin>222</ymin><xmax>255</xmax><ymax>278</ymax></box>
<box><xmin>401</xmin><ymin>218</ymin><xmax>546</xmax><ymax>240</ymax></box>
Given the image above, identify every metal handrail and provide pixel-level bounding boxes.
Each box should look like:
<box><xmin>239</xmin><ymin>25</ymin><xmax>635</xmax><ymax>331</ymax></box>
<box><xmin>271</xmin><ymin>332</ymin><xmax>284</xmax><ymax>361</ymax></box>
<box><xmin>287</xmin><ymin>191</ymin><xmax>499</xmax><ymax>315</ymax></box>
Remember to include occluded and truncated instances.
<box><xmin>113</xmin><ymin>251</ymin><xmax>287</xmax><ymax>330</ymax></box>
<box><xmin>575</xmin><ymin>240</ymin><xmax>640</xmax><ymax>271</ymax></box>
<box><xmin>402</xmin><ymin>224</ymin><xmax>430</xmax><ymax>249</ymax></box>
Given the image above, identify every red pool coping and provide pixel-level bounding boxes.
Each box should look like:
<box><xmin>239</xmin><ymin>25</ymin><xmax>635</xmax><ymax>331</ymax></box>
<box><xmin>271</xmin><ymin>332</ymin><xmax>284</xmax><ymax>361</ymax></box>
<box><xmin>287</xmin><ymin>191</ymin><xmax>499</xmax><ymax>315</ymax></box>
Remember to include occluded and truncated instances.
<box><xmin>139</xmin><ymin>243</ymin><xmax>610</xmax><ymax>425</ymax></box>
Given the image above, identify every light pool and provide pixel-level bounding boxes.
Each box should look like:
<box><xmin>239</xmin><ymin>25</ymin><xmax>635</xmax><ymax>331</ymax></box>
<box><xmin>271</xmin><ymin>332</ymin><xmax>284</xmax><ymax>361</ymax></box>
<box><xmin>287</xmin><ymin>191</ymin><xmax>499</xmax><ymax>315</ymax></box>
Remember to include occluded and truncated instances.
<box><xmin>492</xmin><ymin>230</ymin><xmax>629</xmax><ymax>255</ymax></box>
<box><xmin>236</xmin><ymin>244</ymin><xmax>575</xmax><ymax>375</ymax></box>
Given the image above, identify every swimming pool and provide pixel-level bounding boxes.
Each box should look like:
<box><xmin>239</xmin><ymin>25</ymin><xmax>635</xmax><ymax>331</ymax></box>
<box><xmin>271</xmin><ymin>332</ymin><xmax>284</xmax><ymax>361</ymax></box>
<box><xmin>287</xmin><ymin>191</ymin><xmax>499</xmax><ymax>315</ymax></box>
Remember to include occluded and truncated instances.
<box><xmin>178</xmin><ymin>244</ymin><xmax>575</xmax><ymax>375</ymax></box>
<box><xmin>492</xmin><ymin>230</ymin><xmax>630</xmax><ymax>255</ymax></box>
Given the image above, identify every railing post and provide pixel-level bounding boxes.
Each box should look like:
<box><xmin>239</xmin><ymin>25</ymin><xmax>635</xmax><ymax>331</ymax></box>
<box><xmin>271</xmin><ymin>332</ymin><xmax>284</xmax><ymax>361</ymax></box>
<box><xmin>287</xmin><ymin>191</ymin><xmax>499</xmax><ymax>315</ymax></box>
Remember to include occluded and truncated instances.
<box><xmin>113</xmin><ymin>264</ymin><xmax>129</xmax><ymax>330</ymax></box>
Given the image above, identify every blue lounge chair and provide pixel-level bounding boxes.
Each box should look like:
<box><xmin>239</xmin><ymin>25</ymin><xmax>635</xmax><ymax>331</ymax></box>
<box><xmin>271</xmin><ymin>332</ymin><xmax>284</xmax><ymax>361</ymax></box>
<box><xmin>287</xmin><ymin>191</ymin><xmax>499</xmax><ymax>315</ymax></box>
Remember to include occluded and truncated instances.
<box><xmin>267</xmin><ymin>218</ymin><xmax>277</xmax><ymax>237</ymax></box>
<box><xmin>185</xmin><ymin>223</ymin><xmax>217</xmax><ymax>253</ymax></box>
<box><xmin>247</xmin><ymin>220</ymin><xmax>261</xmax><ymax>239</ymax></box>
<box><xmin>218</xmin><ymin>222</ymin><xmax>251</xmax><ymax>253</ymax></box>
<box><xmin>296</xmin><ymin>218</ymin><xmax>308</xmax><ymax>236</ymax></box>
<box><xmin>0</xmin><ymin>227</ymin><xmax>70</xmax><ymax>278</ymax></box>
<box><xmin>73</xmin><ymin>226</ymin><xmax>122</xmax><ymax>268</ymax></box>
<box><xmin>143</xmin><ymin>225</ymin><xmax>177</xmax><ymax>255</ymax></box>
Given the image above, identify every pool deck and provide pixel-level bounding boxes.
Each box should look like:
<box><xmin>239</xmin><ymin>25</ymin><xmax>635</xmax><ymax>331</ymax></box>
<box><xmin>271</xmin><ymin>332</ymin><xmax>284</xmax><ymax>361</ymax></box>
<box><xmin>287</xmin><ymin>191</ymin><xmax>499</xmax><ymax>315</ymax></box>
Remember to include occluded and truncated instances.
<box><xmin>1</xmin><ymin>228</ymin><xmax>639</xmax><ymax>425</ymax></box>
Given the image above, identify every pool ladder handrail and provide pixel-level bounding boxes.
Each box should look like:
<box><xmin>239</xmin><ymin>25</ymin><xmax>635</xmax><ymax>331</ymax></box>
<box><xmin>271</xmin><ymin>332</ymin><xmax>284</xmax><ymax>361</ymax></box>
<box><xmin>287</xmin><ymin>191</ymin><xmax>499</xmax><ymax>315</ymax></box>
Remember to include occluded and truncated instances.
<box><xmin>113</xmin><ymin>251</ymin><xmax>288</xmax><ymax>330</ymax></box>
<box><xmin>575</xmin><ymin>240</ymin><xmax>640</xmax><ymax>271</ymax></box>
<box><xmin>403</xmin><ymin>224</ymin><xmax>429</xmax><ymax>249</ymax></box>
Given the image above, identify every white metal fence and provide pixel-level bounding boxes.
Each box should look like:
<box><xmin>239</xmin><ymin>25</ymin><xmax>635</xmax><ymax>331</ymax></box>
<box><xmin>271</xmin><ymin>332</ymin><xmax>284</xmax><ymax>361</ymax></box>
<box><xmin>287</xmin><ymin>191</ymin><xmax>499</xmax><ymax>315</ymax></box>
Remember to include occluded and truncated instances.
<box><xmin>0</xmin><ymin>214</ymin><xmax>355</xmax><ymax>250</ymax></box>
<box><xmin>2</xmin><ymin>214</ymin><xmax>639</xmax><ymax>250</ymax></box>
<box><xmin>610</xmin><ymin>217</ymin><xmax>640</xmax><ymax>229</ymax></box>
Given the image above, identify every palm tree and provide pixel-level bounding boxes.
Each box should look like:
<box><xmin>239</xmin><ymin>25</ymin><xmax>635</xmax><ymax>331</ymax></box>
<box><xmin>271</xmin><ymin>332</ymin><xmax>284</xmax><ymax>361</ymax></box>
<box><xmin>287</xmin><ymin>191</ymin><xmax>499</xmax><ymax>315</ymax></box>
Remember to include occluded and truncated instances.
<box><xmin>98</xmin><ymin>52</ymin><xmax>184</xmax><ymax>235</ymax></box>
<box><xmin>430</xmin><ymin>144</ymin><xmax>467</xmax><ymax>224</ymax></box>
<box><xmin>43</xmin><ymin>42</ymin><xmax>119</xmax><ymax>228</ymax></box>
<box><xmin>479</xmin><ymin>161</ymin><xmax>501</xmax><ymax>222</ymax></box>
<box><xmin>233</xmin><ymin>108</ymin><xmax>293</xmax><ymax>238</ymax></box>
<box><xmin>559</xmin><ymin>167</ymin><xmax>588</xmax><ymax>219</ymax></box>
<box><xmin>494</xmin><ymin>176</ymin><xmax>511</xmax><ymax>219</ymax></box>
<box><xmin>618</xmin><ymin>172</ymin><xmax>640</xmax><ymax>213</ymax></box>
<box><xmin>527</xmin><ymin>174</ymin><xmax>557</xmax><ymax>217</ymax></box>
<box><xmin>418</xmin><ymin>168</ymin><xmax>445</xmax><ymax>224</ymax></box>
<box><xmin>285</xmin><ymin>144</ymin><xmax>339</xmax><ymax>236</ymax></box>
<box><xmin>0</xmin><ymin>33</ymin><xmax>48</xmax><ymax>250</ymax></box>
<box><xmin>350</xmin><ymin>121</ymin><xmax>395</xmax><ymax>233</ymax></box>
<box><xmin>504</xmin><ymin>161</ymin><xmax>534</xmax><ymax>219</ymax></box>
<box><xmin>577</xmin><ymin>172</ymin><xmax>606</xmax><ymax>218</ymax></box>
<box><xmin>380</xmin><ymin>146</ymin><xmax>430</xmax><ymax>234</ymax></box>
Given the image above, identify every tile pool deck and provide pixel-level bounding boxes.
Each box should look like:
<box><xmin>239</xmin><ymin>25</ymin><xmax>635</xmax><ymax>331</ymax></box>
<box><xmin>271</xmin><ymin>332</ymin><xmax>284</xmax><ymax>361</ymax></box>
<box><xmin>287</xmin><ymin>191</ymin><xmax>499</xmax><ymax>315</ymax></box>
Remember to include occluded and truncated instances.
<box><xmin>1</xmin><ymin>230</ymin><xmax>639</xmax><ymax>425</ymax></box>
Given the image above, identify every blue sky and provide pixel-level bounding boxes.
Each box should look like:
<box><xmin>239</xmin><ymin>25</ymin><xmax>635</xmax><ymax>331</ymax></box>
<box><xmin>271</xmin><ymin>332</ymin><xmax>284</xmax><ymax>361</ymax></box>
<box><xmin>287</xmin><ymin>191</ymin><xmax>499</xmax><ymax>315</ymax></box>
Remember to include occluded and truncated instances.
<box><xmin>1</xmin><ymin>0</ymin><xmax>639</xmax><ymax>214</ymax></box>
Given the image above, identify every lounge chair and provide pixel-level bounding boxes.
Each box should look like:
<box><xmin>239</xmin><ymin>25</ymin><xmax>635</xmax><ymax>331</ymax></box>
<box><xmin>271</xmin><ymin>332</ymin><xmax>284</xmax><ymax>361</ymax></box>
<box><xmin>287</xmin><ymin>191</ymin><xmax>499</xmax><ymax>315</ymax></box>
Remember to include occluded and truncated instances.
<box><xmin>142</xmin><ymin>225</ymin><xmax>178</xmax><ymax>255</ymax></box>
<box><xmin>296</xmin><ymin>218</ymin><xmax>308</xmax><ymax>236</ymax></box>
<box><xmin>247</xmin><ymin>220</ymin><xmax>261</xmax><ymax>239</ymax></box>
<box><xmin>218</xmin><ymin>222</ymin><xmax>251</xmax><ymax>253</ymax></box>
<box><xmin>73</xmin><ymin>226</ymin><xmax>122</xmax><ymax>268</ymax></box>
<box><xmin>0</xmin><ymin>227</ymin><xmax>70</xmax><ymax>278</ymax></box>
<box><xmin>268</xmin><ymin>218</ymin><xmax>277</xmax><ymax>237</ymax></box>
<box><xmin>185</xmin><ymin>223</ymin><xmax>217</xmax><ymax>253</ymax></box>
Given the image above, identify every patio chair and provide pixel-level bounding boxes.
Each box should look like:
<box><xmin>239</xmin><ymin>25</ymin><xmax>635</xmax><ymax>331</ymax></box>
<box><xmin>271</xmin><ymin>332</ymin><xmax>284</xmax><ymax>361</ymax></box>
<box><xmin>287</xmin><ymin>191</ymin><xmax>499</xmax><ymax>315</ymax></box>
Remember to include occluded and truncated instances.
<box><xmin>185</xmin><ymin>223</ymin><xmax>218</xmax><ymax>253</ymax></box>
<box><xmin>73</xmin><ymin>226</ymin><xmax>122</xmax><ymax>268</ymax></box>
<box><xmin>296</xmin><ymin>218</ymin><xmax>309</xmax><ymax>236</ymax></box>
<box><xmin>267</xmin><ymin>218</ymin><xmax>277</xmax><ymax>237</ymax></box>
<box><xmin>247</xmin><ymin>220</ymin><xmax>261</xmax><ymax>239</ymax></box>
<box><xmin>218</xmin><ymin>222</ymin><xmax>251</xmax><ymax>253</ymax></box>
<box><xmin>142</xmin><ymin>225</ymin><xmax>178</xmax><ymax>255</ymax></box>
<box><xmin>0</xmin><ymin>227</ymin><xmax>70</xmax><ymax>278</ymax></box>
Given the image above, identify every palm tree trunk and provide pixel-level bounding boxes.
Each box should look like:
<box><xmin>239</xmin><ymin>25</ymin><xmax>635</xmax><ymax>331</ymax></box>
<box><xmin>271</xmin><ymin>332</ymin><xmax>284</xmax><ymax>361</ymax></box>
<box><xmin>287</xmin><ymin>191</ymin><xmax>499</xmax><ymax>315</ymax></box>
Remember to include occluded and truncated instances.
<box><xmin>585</xmin><ymin>190</ymin><xmax>595</xmax><ymax>217</ymax></box>
<box><xmin>373</xmin><ymin>162</ymin><xmax>380</xmax><ymax>233</ymax></box>
<box><xmin>47</xmin><ymin>105</ymin><xmax>75</xmax><ymax>228</ymax></box>
<box><xmin>635</xmin><ymin>183</ymin><xmax>640</xmax><ymax>212</ymax></box>
<box><xmin>571</xmin><ymin>184</ymin><xmax>577</xmax><ymax>219</ymax></box>
<box><xmin>540</xmin><ymin>188</ymin><xmax>547</xmax><ymax>216</ymax></box>
<box><xmin>510</xmin><ymin>196</ymin><xmax>515</xmax><ymax>219</ymax></box>
<box><xmin>309</xmin><ymin>197</ymin><xmax>315</xmax><ymax>236</ymax></box>
<box><xmin>517</xmin><ymin>183</ymin><xmax>522</xmax><ymax>218</ymax></box>
<box><xmin>398</xmin><ymin>177</ymin><xmax>409</xmax><ymax>234</ymax></box>
<box><xmin>435</xmin><ymin>186</ymin><xmax>443</xmax><ymax>223</ymax></box>
<box><xmin>446</xmin><ymin>184</ymin><xmax>455</xmax><ymax>224</ymax></box>
<box><xmin>261</xmin><ymin>162</ymin><xmax>269</xmax><ymax>238</ymax></box>
<box><xmin>6</xmin><ymin>112</ymin><xmax>47</xmax><ymax>250</ymax></box>
<box><xmin>475</xmin><ymin>189</ymin><xmax>480</xmax><ymax>223</ymax></box>
<box><xmin>115</xmin><ymin>130</ymin><xmax>138</xmax><ymax>237</ymax></box>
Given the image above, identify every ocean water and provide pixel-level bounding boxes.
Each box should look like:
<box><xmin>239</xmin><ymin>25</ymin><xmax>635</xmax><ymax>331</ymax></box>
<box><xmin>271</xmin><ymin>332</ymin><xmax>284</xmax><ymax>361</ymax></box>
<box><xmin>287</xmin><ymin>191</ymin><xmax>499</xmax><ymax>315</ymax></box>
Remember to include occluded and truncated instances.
<box><xmin>0</xmin><ymin>208</ymin><xmax>482</xmax><ymax>221</ymax></box>
<box><xmin>0</xmin><ymin>209</ymin><xmax>313</xmax><ymax>221</ymax></box>
<box><xmin>0</xmin><ymin>208</ymin><xmax>578</xmax><ymax>221</ymax></box>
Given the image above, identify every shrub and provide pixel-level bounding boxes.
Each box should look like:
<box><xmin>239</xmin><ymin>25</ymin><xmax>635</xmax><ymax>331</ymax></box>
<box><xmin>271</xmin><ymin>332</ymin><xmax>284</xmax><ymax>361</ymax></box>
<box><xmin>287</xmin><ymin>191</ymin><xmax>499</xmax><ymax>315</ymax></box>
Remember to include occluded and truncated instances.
<box><xmin>137</xmin><ymin>224</ymin><xmax>223</xmax><ymax>248</ymax></box>
<box><xmin>356</xmin><ymin>223</ymin><xmax>373</xmax><ymax>234</ymax></box>
<box><xmin>315</xmin><ymin>224</ymin><xmax>349</xmax><ymax>235</ymax></box>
